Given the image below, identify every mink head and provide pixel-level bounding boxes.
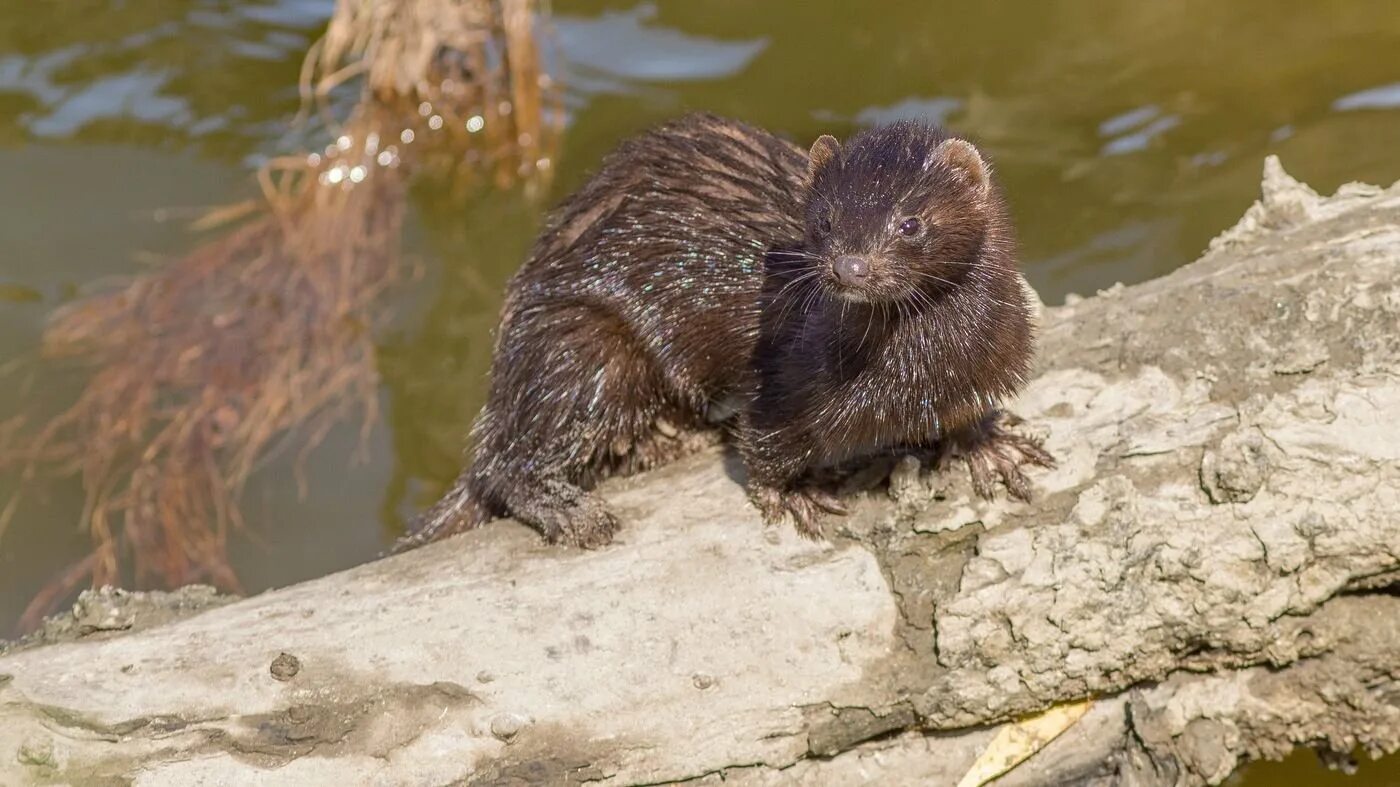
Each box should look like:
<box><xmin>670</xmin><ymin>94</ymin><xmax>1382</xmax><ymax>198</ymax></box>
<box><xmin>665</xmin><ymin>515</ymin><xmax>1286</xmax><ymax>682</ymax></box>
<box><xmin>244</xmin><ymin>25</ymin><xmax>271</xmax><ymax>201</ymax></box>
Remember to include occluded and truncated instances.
<box><xmin>801</xmin><ymin>122</ymin><xmax>1008</xmax><ymax>304</ymax></box>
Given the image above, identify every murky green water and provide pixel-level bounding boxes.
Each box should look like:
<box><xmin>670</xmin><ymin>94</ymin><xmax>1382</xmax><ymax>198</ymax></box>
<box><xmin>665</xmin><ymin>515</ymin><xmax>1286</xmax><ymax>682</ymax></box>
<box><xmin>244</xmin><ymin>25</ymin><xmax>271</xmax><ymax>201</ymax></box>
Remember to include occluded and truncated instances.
<box><xmin>3</xmin><ymin>2</ymin><xmax>1400</xmax><ymax>780</ymax></box>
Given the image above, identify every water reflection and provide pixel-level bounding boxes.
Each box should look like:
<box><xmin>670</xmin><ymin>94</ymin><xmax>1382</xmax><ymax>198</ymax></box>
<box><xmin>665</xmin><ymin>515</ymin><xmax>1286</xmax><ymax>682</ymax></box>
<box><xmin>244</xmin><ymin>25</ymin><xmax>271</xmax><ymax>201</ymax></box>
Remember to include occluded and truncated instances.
<box><xmin>554</xmin><ymin>4</ymin><xmax>767</xmax><ymax>90</ymax></box>
<box><xmin>0</xmin><ymin>0</ymin><xmax>331</xmax><ymax>155</ymax></box>
<box><xmin>853</xmin><ymin>97</ymin><xmax>965</xmax><ymax>127</ymax></box>
<box><xmin>1335</xmin><ymin>82</ymin><xmax>1400</xmax><ymax>111</ymax></box>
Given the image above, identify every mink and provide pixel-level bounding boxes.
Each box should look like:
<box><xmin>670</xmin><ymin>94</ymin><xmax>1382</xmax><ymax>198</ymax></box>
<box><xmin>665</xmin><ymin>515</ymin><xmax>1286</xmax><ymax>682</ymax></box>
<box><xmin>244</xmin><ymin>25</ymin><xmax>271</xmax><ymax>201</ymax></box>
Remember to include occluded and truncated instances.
<box><xmin>398</xmin><ymin>112</ymin><xmax>1052</xmax><ymax>550</ymax></box>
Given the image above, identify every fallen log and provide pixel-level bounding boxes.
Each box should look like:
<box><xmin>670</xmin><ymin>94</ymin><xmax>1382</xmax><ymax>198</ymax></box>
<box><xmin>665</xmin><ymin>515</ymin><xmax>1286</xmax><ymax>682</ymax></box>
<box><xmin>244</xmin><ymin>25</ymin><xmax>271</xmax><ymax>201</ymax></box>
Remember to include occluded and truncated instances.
<box><xmin>2</xmin><ymin>159</ymin><xmax>1398</xmax><ymax>786</ymax></box>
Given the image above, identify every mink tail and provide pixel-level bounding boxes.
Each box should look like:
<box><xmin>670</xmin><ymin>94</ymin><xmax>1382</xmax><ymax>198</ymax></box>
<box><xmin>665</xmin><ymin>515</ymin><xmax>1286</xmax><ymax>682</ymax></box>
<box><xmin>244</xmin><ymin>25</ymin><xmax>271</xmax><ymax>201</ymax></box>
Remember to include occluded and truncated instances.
<box><xmin>389</xmin><ymin>470</ymin><xmax>492</xmax><ymax>554</ymax></box>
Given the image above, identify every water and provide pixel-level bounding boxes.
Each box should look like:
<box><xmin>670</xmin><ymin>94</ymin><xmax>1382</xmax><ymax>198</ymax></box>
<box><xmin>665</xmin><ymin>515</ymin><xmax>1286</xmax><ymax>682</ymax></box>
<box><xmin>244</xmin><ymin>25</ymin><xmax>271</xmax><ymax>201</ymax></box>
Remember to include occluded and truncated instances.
<box><xmin>2</xmin><ymin>2</ymin><xmax>1399</xmax><ymax>781</ymax></box>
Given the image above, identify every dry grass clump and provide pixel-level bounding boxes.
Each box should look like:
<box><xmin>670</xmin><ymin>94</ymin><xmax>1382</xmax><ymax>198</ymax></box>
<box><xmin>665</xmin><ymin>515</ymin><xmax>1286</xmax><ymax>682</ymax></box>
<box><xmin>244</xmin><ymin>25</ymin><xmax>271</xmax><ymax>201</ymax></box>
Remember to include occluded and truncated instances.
<box><xmin>1</xmin><ymin>0</ymin><xmax>562</xmax><ymax>632</ymax></box>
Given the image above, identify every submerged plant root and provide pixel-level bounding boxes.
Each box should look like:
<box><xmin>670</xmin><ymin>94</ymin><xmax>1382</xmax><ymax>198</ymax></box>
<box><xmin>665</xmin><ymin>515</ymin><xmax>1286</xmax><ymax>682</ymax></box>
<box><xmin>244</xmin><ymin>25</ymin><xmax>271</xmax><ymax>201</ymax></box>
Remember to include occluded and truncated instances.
<box><xmin>2</xmin><ymin>139</ymin><xmax>403</xmax><ymax>632</ymax></box>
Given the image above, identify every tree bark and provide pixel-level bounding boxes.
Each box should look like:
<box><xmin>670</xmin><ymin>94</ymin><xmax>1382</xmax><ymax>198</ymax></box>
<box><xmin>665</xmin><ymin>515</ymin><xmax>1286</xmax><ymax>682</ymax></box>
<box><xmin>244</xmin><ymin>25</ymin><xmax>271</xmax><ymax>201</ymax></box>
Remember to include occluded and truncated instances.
<box><xmin>3</xmin><ymin>159</ymin><xmax>1398</xmax><ymax>786</ymax></box>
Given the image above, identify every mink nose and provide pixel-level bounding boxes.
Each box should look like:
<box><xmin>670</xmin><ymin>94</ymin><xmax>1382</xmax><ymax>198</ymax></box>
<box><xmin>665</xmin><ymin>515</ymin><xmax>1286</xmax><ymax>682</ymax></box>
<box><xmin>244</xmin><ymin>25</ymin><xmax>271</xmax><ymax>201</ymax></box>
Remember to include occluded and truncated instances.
<box><xmin>833</xmin><ymin>255</ymin><xmax>869</xmax><ymax>287</ymax></box>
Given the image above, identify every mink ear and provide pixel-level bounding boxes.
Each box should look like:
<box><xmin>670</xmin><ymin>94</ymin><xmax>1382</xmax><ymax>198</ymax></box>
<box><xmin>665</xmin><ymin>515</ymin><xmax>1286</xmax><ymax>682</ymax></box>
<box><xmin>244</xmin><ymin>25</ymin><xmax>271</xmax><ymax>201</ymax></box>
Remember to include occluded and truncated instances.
<box><xmin>933</xmin><ymin>139</ymin><xmax>990</xmax><ymax>197</ymax></box>
<box><xmin>807</xmin><ymin>134</ymin><xmax>841</xmax><ymax>182</ymax></box>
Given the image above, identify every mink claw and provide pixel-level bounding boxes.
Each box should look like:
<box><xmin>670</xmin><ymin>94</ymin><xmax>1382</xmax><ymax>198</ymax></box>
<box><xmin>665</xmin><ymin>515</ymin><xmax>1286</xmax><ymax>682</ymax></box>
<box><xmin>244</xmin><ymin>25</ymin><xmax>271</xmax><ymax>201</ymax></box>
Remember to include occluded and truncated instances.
<box><xmin>806</xmin><ymin>488</ymin><xmax>849</xmax><ymax>516</ymax></box>
<box><xmin>748</xmin><ymin>483</ymin><xmax>848</xmax><ymax>540</ymax></box>
<box><xmin>963</xmin><ymin>426</ymin><xmax>1055</xmax><ymax>502</ymax></box>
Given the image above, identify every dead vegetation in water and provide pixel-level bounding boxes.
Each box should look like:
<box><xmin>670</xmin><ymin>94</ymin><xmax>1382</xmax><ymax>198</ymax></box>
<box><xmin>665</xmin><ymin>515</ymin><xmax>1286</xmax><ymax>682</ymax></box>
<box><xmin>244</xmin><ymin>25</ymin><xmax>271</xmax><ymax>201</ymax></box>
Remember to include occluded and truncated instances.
<box><xmin>0</xmin><ymin>0</ymin><xmax>562</xmax><ymax>632</ymax></box>
<box><xmin>313</xmin><ymin>0</ymin><xmax>562</xmax><ymax>191</ymax></box>
<box><xmin>0</xmin><ymin>120</ymin><xmax>405</xmax><ymax>630</ymax></box>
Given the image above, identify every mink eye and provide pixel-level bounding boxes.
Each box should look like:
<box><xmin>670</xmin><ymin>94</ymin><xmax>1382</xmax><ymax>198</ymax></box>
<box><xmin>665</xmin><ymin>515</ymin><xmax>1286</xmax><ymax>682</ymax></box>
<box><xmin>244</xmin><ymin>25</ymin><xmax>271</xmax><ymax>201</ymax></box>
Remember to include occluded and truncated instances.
<box><xmin>819</xmin><ymin>217</ymin><xmax>832</xmax><ymax>234</ymax></box>
<box><xmin>898</xmin><ymin>217</ymin><xmax>923</xmax><ymax>237</ymax></box>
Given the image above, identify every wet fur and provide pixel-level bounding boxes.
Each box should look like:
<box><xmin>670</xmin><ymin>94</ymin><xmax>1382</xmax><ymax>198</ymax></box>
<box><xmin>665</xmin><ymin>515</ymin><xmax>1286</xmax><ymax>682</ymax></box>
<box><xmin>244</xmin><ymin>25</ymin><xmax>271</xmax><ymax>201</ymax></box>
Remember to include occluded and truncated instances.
<box><xmin>401</xmin><ymin>113</ymin><xmax>1048</xmax><ymax>549</ymax></box>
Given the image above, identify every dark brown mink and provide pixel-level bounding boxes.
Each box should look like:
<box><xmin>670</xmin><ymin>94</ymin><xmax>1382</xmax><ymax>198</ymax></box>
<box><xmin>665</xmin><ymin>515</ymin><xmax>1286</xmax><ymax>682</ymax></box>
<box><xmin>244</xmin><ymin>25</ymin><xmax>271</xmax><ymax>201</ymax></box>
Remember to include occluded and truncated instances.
<box><xmin>398</xmin><ymin>112</ymin><xmax>1052</xmax><ymax>550</ymax></box>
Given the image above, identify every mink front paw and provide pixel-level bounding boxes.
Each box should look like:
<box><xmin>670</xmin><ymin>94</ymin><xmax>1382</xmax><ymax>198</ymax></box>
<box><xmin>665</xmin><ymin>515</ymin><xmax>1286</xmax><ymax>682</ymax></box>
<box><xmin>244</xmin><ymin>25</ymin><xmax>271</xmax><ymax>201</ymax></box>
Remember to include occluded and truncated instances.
<box><xmin>749</xmin><ymin>483</ymin><xmax>848</xmax><ymax>539</ymax></box>
<box><xmin>956</xmin><ymin>413</ymin><xmax>1055</xmax><ymax>501</ymax></box>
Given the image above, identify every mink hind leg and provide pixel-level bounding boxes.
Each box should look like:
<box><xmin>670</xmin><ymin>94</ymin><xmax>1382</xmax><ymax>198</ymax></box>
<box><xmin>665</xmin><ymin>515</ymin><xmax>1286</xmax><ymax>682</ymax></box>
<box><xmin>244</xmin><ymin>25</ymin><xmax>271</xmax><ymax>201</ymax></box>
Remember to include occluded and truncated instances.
<box><xmin>493</xmin><ymin>409</ymin><xmax>711</xmax><ymax>547</ymax></box>
<box><xmin>469</xmin><ymin>416</ymin><xmax>627</xmax><ymax>549</ymax></box>
<box><xmin>494</xmin><ymin>472</ymin><xmax>618</xmax><ymax>548</ymax></box>
<box><xmin>943</xmin><ymin>410</ymin><xmax>1055</xmax><ymax>500</ymax></box>
<box><xmin>471</xmin><ymin>305</ymin><xmax>670</xmax><ymax>547</ymax></box>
